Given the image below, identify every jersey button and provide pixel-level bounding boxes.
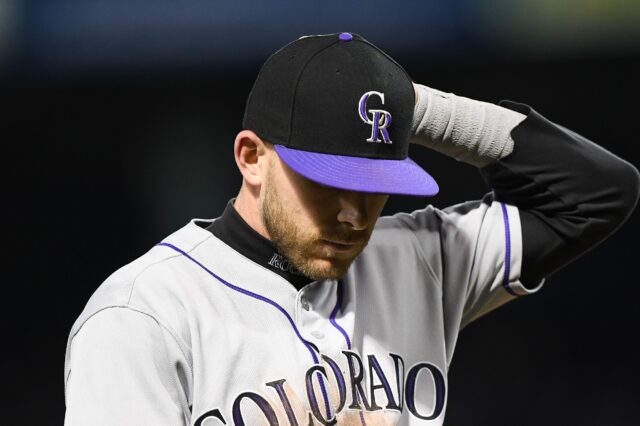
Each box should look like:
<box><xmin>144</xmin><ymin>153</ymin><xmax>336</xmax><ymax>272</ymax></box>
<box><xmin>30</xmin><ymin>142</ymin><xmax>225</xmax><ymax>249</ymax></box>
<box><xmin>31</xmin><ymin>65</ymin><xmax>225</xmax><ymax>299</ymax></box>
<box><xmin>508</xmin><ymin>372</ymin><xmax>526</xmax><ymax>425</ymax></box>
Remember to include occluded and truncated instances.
<box><xmin>301</xmin><ymin>298</ymin><xmax>311</xmax><ymax>311</ymax></box>
<box><xmin>311</xmin><ymin>330</ymin><xmax>324</xmax><ymax>339</ymax></box>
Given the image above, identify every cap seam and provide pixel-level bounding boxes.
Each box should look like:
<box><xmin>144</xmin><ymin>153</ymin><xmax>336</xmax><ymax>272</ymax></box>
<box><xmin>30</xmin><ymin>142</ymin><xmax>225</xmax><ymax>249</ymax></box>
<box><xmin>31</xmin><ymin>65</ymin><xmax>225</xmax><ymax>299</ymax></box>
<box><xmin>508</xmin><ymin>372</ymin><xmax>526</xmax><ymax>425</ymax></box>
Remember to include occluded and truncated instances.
<box><xmin>370</xmin><ymin>42</ymin><xmax>414</xmax><ymax>84</ymax></box>
<box><xmin>288</xmin><ymin>39</ymin><xmax>341</xmax><ymax>144</ymax></box>
<box><xmin>245</xmin><ymin>128</ymin><xmax>407</xmax><ymax>160</ymax></box>
<box><xmin>242</xmin><ymin>36</ymin><xmax>312</xmax><ymax>129</ymax></box>
<box><xmin>344</xmin><ymin>38</ymin><xmax>414</xmax><ymax>97</ymax></box>
<box><xmin>276</xmin><ymin>144</ymin><xmax>407</xmax><ymax>160</ymax></box>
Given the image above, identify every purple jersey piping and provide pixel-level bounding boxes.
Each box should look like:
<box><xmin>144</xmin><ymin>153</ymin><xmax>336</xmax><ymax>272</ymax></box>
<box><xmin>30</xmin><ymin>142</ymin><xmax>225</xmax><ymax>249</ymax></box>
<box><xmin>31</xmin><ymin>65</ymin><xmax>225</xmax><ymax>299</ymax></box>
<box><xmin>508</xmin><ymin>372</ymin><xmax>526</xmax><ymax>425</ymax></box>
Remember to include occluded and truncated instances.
<box><xmin>156</xmin><ymin>242</ymin><xmax>320</xmax><ymax>362</ymax></box>
<box><xmin>156</xmin><ymin>242</ymin><xmax>335</xmax><ymax>420</ymax></box>
<box><xmin>329</xmin><ymin>280</ymin><xmax>366</xmax><ymax>426</ymax></box>
<box><xmin>499</xmin><ymin>203</ymin><xmax>518</xmax><ymax>297</ymax></box>
<box><xmin>329</xmin><ymin>280</ymin><xmax>352</xmax><ymax>350</ymax></box>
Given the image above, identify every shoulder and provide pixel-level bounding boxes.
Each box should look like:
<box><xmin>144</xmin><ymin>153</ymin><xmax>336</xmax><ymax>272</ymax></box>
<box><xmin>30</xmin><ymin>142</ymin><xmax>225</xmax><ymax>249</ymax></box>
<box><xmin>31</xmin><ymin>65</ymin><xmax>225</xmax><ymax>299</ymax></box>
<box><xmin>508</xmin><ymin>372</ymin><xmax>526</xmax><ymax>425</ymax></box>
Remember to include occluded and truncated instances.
<box><xmin>67</xmin><ymin>219</ymin><xmax>214</xmax><ymax>350</ymax></box>
<box><xmin>365</xmin><ymin>194</ymin><xmax>509</xmax><ymax>266</ymax></box>
<box><xmin>372</xmin><ymin>198</ymin><xmax>493</xmax><ymax>245</ymax></box>
<box><xmin>363</xmin><ymin>204</ymin><xmax>445</xmax><ymax>279</ymax></box>
<box><xmin>375</xmin><ymin>203</ymin><xmax>442</xmax><ymax>233</ymax></box>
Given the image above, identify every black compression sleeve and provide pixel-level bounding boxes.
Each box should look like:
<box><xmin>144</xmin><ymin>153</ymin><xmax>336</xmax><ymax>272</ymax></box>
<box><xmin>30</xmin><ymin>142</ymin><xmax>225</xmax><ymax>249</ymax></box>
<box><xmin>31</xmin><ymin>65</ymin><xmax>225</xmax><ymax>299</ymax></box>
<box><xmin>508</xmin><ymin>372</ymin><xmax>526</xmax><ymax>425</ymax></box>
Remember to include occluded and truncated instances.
<box><xmin>479</xmin><ymin>101</ymin><xmax>640</xmax><ymax>288</ymax></box>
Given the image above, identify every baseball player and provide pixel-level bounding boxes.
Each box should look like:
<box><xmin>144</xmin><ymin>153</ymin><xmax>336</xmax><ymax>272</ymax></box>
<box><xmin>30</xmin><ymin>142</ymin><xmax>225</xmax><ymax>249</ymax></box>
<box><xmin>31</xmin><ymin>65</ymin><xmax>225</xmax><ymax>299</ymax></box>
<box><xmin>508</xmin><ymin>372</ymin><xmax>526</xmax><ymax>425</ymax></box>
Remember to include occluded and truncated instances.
<box><xmin>64</xmin><ymin>33</ymin><xmax>639</xmax><ymax>425</ymax></box>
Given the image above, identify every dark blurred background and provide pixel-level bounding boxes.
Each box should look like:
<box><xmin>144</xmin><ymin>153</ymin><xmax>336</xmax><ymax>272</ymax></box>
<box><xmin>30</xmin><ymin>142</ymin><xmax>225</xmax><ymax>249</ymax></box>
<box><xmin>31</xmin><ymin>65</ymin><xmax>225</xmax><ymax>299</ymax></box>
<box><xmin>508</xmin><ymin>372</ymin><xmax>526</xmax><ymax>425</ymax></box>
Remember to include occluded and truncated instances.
<box><xmin>4</xmin><ymin>0</ymin><xmax>640</xmax><ymax>424</ymax></box>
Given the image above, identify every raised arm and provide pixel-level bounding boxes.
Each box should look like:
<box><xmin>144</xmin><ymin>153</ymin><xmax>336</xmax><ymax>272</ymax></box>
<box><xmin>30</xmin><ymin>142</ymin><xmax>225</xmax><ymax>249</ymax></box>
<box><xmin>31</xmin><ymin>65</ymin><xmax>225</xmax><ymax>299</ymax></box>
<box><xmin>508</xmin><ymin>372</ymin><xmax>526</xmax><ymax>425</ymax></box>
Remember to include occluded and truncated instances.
<box><xmin>411</xmin><ymin>83</ymin><xmax>640</xmax><ymax>287</ymax></box>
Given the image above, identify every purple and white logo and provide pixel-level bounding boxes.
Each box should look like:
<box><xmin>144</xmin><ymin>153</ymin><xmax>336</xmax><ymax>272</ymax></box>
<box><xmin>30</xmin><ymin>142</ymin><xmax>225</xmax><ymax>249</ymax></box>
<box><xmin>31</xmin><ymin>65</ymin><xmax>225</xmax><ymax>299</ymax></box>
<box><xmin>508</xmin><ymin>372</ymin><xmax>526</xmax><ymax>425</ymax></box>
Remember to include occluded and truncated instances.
<box><xmin>358</xmin><ymin>91</ymin><xmax>393</xmax><ymax>144</ymax></box>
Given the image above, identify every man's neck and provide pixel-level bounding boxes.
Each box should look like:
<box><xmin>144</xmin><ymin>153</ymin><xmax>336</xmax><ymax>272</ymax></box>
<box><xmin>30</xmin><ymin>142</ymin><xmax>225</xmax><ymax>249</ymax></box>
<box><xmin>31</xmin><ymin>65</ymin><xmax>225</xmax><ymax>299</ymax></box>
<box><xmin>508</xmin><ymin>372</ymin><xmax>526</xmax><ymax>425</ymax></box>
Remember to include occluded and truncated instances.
<box><xmin>233</xmin><ymin>188</ymin><xmax>271</xmax><ymax>240</ymax></box>
<box><xmin>206</xmin><ymin>197</ymin><xmax>314</xmax><ymax>290</ymax></box>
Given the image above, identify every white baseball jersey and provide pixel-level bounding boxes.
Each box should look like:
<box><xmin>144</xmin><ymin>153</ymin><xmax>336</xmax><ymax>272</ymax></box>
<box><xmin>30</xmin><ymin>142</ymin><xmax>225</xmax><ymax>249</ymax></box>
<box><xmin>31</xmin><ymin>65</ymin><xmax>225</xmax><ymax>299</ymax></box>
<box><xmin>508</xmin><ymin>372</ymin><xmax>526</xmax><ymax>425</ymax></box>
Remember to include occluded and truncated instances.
<box><xmin>64</xmin><ymin>192</ymin><xmax>543</xmax><ymax>425</ymax></box>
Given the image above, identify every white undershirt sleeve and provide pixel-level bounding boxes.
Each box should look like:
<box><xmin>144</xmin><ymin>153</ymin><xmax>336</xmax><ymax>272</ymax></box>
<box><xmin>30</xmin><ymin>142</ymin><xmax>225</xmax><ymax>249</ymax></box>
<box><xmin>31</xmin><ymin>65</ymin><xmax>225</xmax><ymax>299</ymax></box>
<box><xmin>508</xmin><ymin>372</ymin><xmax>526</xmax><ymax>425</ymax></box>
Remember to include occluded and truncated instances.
<box><xmin>411</xmin><ymin>84</ymin><xmax>526</xmax><ymax>168</ymax></box>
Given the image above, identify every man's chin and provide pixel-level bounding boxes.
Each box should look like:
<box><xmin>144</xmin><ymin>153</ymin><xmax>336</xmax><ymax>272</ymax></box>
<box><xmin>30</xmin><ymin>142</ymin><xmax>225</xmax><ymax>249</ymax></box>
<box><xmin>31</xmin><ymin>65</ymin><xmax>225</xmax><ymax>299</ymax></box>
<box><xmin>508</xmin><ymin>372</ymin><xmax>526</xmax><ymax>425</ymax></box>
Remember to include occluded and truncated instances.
<box><xmin>297</xmin><ymin>257</ymin><xmax>353</xmax><ymax>281</ymax></box>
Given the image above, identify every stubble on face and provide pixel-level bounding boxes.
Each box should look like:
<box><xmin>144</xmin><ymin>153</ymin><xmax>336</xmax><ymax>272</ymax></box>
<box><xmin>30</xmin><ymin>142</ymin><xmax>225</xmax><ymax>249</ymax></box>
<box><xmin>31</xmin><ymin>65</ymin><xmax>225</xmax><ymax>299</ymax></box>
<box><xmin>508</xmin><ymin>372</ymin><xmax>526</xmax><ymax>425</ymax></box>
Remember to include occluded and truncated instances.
<box><xmin>260</xmin><ymin>162</ymin><xmax>375</xmax><ymax>281</ymax></box>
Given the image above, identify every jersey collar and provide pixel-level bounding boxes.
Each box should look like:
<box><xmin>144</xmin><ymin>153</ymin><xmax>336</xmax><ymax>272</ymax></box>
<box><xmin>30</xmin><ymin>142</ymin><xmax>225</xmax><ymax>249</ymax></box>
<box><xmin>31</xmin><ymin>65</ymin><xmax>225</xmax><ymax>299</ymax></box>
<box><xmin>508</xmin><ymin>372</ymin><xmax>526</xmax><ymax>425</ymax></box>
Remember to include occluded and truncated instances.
<box><xmin>205</xmin><ymin>199</ymin><xmax>314</xmax><ymax>290</ymax></box>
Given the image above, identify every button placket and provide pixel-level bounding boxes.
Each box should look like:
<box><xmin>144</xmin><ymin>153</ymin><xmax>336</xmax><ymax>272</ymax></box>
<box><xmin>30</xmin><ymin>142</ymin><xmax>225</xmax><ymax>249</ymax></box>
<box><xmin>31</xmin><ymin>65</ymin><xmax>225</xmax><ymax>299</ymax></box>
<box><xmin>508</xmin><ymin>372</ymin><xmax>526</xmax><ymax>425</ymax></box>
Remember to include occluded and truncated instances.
<box><xmin>301</xmin><ymin>297</ymin><xmax>311</xmax><ymax>311</ymax></box>
<box><xmin>297</xmin><ymin>280</ymin><xmax>341</xmax><ymax>350</ymax></box>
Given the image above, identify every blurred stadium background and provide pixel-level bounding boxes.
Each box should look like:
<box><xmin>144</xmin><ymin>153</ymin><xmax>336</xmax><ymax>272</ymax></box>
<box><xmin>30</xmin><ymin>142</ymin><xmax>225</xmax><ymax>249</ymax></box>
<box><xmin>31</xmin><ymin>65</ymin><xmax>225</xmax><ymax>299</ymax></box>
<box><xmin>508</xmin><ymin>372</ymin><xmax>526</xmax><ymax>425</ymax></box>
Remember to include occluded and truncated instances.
<box><xmin>4</xmin><ymin>1</ymin><xmax>640</xmax><ymax>424</ymax></box>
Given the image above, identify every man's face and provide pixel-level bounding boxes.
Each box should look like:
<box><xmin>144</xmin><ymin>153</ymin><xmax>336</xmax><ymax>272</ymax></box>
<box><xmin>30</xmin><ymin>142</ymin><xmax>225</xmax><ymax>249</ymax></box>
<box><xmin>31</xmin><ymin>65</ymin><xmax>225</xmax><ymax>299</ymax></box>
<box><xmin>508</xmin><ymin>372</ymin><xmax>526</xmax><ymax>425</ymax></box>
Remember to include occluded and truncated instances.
<box><xmin>260</xmin><ymin>150</ymin><xmax>388</xmax><ymax>281</ymax></box>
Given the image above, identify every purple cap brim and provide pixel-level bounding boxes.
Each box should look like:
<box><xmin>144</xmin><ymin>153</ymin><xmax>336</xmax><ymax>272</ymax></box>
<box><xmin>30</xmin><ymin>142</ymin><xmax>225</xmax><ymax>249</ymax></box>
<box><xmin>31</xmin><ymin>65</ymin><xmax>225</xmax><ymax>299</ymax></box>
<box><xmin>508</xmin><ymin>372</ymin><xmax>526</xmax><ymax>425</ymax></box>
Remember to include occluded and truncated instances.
<box><xmin>274</xmin><ymin>145</ymin><xmax>439</xmax><ymax>196</ymax></box>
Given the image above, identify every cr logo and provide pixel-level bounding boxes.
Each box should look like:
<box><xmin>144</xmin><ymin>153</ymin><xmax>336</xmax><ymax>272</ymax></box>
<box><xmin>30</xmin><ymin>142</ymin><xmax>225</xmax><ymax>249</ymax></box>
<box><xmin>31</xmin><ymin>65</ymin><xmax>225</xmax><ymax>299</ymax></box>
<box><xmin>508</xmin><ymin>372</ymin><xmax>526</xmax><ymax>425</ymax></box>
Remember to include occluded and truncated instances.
<box><xmin>358</xmin><ymin>91</ymin><xmax>393</xmax><ymax>144</ymax></box>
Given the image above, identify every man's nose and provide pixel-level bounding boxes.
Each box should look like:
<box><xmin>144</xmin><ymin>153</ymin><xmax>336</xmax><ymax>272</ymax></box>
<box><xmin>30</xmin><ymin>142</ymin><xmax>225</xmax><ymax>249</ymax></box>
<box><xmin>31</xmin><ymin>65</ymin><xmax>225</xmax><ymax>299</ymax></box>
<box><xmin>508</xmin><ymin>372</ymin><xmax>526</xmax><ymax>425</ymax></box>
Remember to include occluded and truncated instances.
<box><xmin>336</xmin><ymin>191</ymin><xmax>369</xmax><ymax>230</ymax></box>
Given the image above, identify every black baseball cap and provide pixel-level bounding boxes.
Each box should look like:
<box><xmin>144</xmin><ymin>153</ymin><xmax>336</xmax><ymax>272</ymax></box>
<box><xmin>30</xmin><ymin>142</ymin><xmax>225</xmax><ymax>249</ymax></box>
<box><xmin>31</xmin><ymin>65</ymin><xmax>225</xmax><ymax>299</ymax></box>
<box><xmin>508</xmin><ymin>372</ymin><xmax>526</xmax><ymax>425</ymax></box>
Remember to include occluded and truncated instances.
<box><xmin>242</xmin><ymin>32</ymin><xmax>438</xmax><ymax>196</ymax></box>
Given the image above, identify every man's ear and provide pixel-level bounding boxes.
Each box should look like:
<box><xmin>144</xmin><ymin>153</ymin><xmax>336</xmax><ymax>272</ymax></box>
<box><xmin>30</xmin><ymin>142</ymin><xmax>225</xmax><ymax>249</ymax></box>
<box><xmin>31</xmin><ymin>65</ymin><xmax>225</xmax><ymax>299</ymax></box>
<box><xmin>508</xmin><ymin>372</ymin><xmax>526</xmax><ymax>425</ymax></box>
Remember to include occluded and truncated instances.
<box><xmin>234</xmin><ymin>130</ymin><xmax>271</xmax><ymax>188</ymax></box>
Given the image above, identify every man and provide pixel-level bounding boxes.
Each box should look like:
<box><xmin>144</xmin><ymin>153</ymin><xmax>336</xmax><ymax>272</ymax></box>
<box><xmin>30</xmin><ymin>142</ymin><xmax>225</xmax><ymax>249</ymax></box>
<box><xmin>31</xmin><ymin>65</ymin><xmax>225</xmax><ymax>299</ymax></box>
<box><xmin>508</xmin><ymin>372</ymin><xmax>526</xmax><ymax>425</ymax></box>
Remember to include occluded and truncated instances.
<box><xmin>64</xmin><ymin>33</ymin><xmax>639</xmax><ymax>425</ymax></box>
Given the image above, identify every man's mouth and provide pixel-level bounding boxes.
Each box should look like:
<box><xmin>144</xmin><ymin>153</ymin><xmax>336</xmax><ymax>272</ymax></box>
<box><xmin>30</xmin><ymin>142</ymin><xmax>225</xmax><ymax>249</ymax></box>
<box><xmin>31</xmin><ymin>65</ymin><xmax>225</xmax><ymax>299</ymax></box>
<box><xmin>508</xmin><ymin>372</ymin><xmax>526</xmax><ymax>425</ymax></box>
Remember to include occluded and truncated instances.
<box><xmin>321</xmin><ymin>239</ymin><xmax>362</xmax><ymax>253</ymax></box>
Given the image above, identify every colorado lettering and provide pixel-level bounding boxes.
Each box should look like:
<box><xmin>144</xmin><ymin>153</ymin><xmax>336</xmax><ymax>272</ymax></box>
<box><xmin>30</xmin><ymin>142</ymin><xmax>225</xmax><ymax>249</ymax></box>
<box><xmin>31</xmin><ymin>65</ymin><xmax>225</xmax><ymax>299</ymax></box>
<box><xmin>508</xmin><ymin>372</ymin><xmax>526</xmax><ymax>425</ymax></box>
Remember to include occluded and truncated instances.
<box><xmin>194</xmin><ymin>352</ymin><xmax>446</xmax><ymax>425</ymax></box>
